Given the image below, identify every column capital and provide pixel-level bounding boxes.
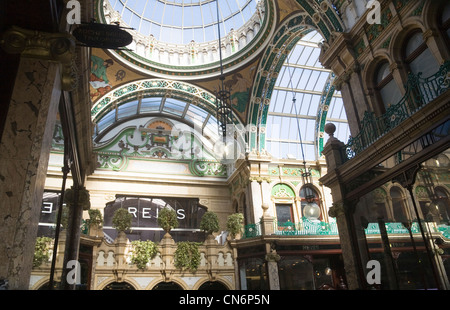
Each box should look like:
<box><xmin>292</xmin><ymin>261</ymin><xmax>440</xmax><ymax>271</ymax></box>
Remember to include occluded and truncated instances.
<box><xmin>0</xmin><ymin>26</ymin><xmax>78</xmax><ymax>91</ymax></box>
<box><xmin>328</xmin><ymin>200</ymin><xmax>356</xmax><ymax>218</ymax></box>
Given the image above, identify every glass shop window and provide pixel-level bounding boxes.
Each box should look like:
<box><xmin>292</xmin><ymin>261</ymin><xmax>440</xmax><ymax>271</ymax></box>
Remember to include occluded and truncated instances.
<box><xmin>441</xmin><ymin>3</ymin><xmax>450</xmax><ymax>44</ymax></box>
<box><xmin>390</xmin><ymin>187</ymin><xmax>408</xmax><ymax>223</ymax></box>
<box><xmin>435</xmin><ymin>187</ymin><xmax>450</xmax><ymax>225</ymax></box>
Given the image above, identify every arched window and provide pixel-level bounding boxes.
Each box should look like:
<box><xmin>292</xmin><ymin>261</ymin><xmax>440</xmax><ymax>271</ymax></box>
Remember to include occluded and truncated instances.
<box><xmin>441</xmin><ymin>3</ymin><xmax>450</xmax><ymax>45</ymax></box>
<box><xmin>404</xmin><ymin>31</ymin><xmax>440</xmax><ymax>78</ymax></box>
<box><xmin>300</xmin><ymin>185</ymin><xmax>322</xmax><ymax>221</ymax></box>
<box><xmin>435</xmin><ymin>187</ymin><xmax>450</xmax><ymax>225</ymax></box>
<box><xmin>390</xmin><ymin>187</ymin><xmax>408</xmax><ymax>223</ymax></box>
<box><xmin>375</xmin><ymin>62</ymin><xmax>403</xmax><ymax>111</ymax></box>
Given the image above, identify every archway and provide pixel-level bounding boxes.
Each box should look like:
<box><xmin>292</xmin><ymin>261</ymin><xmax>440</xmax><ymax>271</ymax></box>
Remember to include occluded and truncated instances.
<box><xmin>198</xmin><ymin>281</ymin><xmax>228</xmax><ymax>290</ymax></box>
<box><xmin>152</xmin><ymin>281</ymin><xmax>183</xmax><ymax>290</ymax></box>
<box><xmin>248</xmin><ymin>8</ymin><xmax>345</xmax><ymax>155</ymax></box>
<box><xmin>102</xmin><ymin>281</ymin><xmax>136</xmax><ymax>290</ymax></box>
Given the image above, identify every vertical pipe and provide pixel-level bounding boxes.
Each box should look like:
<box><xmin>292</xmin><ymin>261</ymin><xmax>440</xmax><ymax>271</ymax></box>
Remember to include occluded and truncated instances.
<box><xmin>48</xmin><ymin>150</ymin><xmax>69</xmax><ymax>289</ymax></box>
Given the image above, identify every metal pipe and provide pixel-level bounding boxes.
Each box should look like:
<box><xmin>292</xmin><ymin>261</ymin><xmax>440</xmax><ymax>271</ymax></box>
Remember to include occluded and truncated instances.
<box><xmin>48</xmin><ymin>151</ymin><xmax>69</xmax><ymax>289</ymax></box>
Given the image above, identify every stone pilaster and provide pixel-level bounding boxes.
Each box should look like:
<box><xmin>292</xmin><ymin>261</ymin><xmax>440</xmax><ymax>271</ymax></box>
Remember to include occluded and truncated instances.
<box><xmin>265</xmin><ymin>244</ymin><xmax>280</xmax><ymax>290</ymax></box>
<box><xmin>0</xmin><ymin>58</ymin><xmax>61</xmax><ymax>289</ymax></box>
<box><xmin>322</xmin><ymin>124</ymin><xmax>366</xmax><ymax>289</ymax></box>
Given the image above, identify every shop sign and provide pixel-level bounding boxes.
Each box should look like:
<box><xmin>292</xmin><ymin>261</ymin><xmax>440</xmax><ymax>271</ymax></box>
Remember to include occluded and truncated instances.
<box><xmin>73</xmin><ymin>23</ymin><xmax>133</xmax><ymax>49</ymax></box>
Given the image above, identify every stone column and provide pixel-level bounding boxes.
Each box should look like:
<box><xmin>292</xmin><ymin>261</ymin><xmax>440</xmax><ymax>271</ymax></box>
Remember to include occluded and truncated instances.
<box><xmin>250</xmin><ymin>178</ymin><xmax>263</xmax><ymax>223</ymax></box>
<box><xmin>265</xmin><ymin>243</ymin><xmax>280</xmax><ymax>290</ymax></box>
<box><xmin>321</xmin><ymin>124</ymin><xmax>366</xmax><ymax>289</ymax></box>
<box><xmin>328</xmin><ymin>201</ymin><xmax>366</xmax><ymax>290</ymax></box>
<box><xmin>112</xmin><ymin>231</ymin><xmax>129</xmax><ymax>283</ymax></box>
<box><xmin>0</xmin><ymin>57</ymin><xmax>61</xmax><ymax>289</ymax></box>
<box><xmin>260</xmin><ymin>203</ymin><xmax>274</xmax><ymax>236</ymax></box>
<box><xmin>160</xmin><ymin>232</ymin><xmax>176</xmax><ymax>282</ymax></box>
<box><xmin>0</xmin><ymin>26</ymin><xmax>76</xmax><ymax>289</ymax></box>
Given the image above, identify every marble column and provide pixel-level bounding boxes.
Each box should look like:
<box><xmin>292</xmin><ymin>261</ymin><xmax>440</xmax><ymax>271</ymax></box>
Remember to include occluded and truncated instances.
<box><xmin>0</xmin><ymin>26</ymin><xmax>76</xmax><ymax>289</ymax></box>
<box><xmin>0</xmin><ymin>58</ymin><xmax>61</xmax><ymax>289</ymax></box>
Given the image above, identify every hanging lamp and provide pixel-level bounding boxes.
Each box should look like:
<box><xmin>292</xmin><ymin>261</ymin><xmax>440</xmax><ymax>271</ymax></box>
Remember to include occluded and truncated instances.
<box><xmin>287</xmin><ymin>55</ymin><xmax>320</xmax><ymax>220</ymax></box>
<box><xmin>214</xmin><ymin>0</ymin><xmax>233</xmax><ymax>142</ymax></box>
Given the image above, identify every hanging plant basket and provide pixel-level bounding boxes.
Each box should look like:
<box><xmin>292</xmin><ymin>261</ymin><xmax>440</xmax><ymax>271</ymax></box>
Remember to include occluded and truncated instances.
<box><xmin>157</xmin><ymin>207</ymin><xmax>179</xmax><ymax>234</ymax></box>
<box><xmin>130</xmin><ymin>240</ymin><xmax>158</xmax><ymax>270</ymax></box>
<box><xmin>200</xmin><ymin>211</ymin><xmax>220</xmax><ymax>235</ymax></box>
<box><xmin>64</xmin><ymin>186</ymin><xmax>91</xmax><ymax>210</ymax></box>
<box><xmin>112</xmin><ymin>207</ymin><xmax>132</xmax><ymax>232</ymax></box>
<box><xmin>88</xmin><ymin>209</ymin><xmax>103</xmax><ymax>227</ymax></box>
<box><xmin>174</xmin><ymin>241</ymin><xmax>201</xmax><ymax>272</ymax></box>
<box><xmin>226</xmin><ymin>213</ymin><xmax>244</xmax><ymax>238</ymax></box>
<box><xmin>33</xmin><ymin>237</ymin><xmax>53</xmax><ymax>268</ymax></box>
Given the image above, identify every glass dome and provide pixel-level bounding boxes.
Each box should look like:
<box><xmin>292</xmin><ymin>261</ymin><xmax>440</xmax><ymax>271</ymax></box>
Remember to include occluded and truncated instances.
<box><xmin>105</xmin><ymin>0</ymin><xmax>259</xmax><ymax>45</ymax></box>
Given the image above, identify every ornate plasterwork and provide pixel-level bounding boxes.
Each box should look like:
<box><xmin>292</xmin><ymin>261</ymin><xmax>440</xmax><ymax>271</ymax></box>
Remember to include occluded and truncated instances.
<box><xmin>271</xmin><ymin>183</ymin><xmax>296</xmax><ymax>198</ymax></box>
<box><xmin>94</xmin><ymin>125</ymin><xmax>228</xmax><ymax>177</ymax></box>
<box><xmin>91</xmin><ymin>78</ymin><xmax>237</xmax><ymax>125</ymax></box>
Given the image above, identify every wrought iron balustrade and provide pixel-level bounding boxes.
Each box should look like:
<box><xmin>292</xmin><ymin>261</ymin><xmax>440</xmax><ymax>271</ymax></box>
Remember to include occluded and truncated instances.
<box><xmin>242</xmin><ymin>219</ymin><xmax>450</xmax><ymax>239</ymax></box>
<box><xmin>364</xmin><ymin>222</ymin><xmax>421</xmax><ymax>235</ymax></box>
<box><xmin>275</xmin><ymin>218</ymin><xmax>339</xmax><ymax>236</ymax></box>
<box><xmin>346</xmin><ymin>61</ymin><xmax>450</xmax><ymax>159</ymax></box>
<box><xmin>243</xmin><ymin>222</ymin><xmax>261</xmax><ymax>239</ymax></box>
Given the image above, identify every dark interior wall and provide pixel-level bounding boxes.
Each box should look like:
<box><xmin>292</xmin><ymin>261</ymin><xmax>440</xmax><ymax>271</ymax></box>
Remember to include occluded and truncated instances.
<box><xmin>0</xmin><ymin>0</ymin><xmax>64</xmax><ymax>139</ymax></box>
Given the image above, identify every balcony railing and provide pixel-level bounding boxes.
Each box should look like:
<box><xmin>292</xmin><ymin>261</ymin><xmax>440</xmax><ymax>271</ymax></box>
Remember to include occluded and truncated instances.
<box><xmin>346</xmin><ymin>61</ymin><xmax>450</xmax><ymax>159</ymax></box>
<box><xmin>242</xmin><ymin>219</ymin><xmax>450</xmax><ymax>239</ymax></box>
<box><xmin>243</xmin><ymin>222</ymin><xmax>261</xmax><ymax>239</ymax></box>
<box><xmin>275</xmin><ymin>218</ymin><xmax>339</xmax><ymax>236</ymax></box>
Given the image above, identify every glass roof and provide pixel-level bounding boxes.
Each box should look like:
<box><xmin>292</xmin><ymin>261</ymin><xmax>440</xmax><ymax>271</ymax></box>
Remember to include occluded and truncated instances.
<box><xmin>265</xmin><ymin>30</ymin><xmax>349</xmax><ymax>161</ymax></box>
<box><xmin>106</xmin><ymin>0</ymin><xmax>258</xmax><ymax>45</ymax></box>
<box><xmin>94</xmin><ymin>96</ymin><xmax>220</xmax><ymax>143</ymax></box>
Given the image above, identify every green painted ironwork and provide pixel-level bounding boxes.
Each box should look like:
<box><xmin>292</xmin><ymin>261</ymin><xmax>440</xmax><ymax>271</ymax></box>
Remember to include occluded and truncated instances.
<box><xmin>242</xmin><ymin>219</ymin><xmax>450</xmax><ymax>239</ymax></box>
<box><xmin>243</xmin><ymin>223</ymin><xmax>261</xmax><ymax>239</ymax></box>
<box><xmin>81</xmin><ymin>219</ymin><xmax>89</xmax><ymax>235</ymax></box>
<box><xmin>364</xmin><ymin>222</ymin><xmax>421</xmax><ymax>235</ymax></box>
<box><xmin>275</xmin><ymin>218</ymin><xmax>339</xmax><ymax>236</ymax></box>
<box><xmin>346</xmin><ymin>61</ymin><xmax>450</xmax><ymax>159</ymax></box>
<box><xmin>438</xmin><ymin>224</ymin><xmax>450</xmax><ymax>240</ymax></box>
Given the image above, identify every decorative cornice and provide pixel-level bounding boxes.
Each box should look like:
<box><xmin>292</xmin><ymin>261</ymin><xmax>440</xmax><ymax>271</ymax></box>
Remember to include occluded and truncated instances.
<box><xmin>0</xmin><ymin>26</ymin><xmax>78</xmax><ymax>91</ymax></box>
